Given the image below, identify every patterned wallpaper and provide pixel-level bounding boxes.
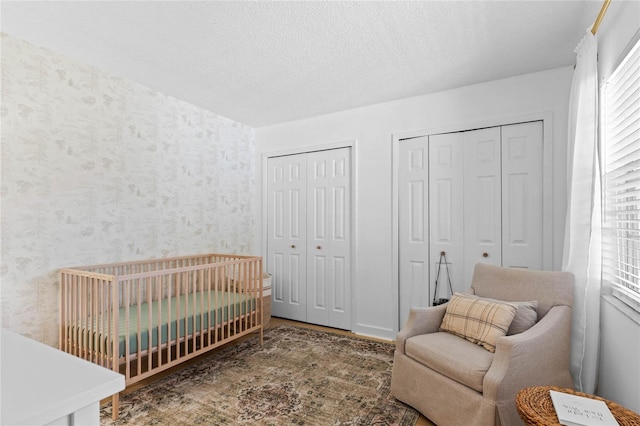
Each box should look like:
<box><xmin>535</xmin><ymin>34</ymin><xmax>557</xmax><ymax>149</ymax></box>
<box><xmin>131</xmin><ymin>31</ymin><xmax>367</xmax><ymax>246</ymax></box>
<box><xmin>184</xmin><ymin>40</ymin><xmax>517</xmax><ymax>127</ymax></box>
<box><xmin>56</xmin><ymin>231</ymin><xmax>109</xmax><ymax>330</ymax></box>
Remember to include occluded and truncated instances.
<box><xmin>0</xmin><ymin>33</ymin><xmax>256</xmax><ymax>346</ymax></box>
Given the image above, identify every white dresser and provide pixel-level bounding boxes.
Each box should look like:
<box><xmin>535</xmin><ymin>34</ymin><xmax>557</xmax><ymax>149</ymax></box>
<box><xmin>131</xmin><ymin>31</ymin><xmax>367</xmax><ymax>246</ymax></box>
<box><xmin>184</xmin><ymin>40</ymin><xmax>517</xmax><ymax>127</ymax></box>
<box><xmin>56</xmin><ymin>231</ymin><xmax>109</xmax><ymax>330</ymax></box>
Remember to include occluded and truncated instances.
<box><xmin>1</xmin><ymin>329</ymin><xmax>125</xmax><ymax>425</ymax></box>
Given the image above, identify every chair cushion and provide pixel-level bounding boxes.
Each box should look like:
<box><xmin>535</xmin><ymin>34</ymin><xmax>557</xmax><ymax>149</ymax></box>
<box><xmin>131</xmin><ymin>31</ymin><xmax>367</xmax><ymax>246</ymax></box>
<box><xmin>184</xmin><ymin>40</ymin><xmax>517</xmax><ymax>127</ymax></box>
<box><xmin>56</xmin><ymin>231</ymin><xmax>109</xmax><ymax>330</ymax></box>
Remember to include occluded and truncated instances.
<box><xmin>440</xmin><ymin>292</ymin><xmax>517</xmax><ymax>352</ymax></box>
<box><xmin>463</xmin><ymin>293</ymin><xmax>538</xmax><ymax>335</ymax></box>
<box><xmin>405</xmin><ymin>332</ymin><xmax>494</xmax><ymax>392</ymax></box>
<box><xmin>505</xmin><ymin>300</ymin><xmax>538</xmax><ymax>335</ymax></box>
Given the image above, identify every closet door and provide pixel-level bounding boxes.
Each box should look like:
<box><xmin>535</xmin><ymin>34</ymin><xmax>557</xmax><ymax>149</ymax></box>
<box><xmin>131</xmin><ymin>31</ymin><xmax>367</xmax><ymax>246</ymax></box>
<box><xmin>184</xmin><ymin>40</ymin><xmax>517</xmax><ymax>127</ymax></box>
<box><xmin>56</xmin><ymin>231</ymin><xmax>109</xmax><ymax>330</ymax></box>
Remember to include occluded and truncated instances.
<box><xmin>398</xmin><ymin>137</ymin><xmax>430</xmax><ymax>327</ymax></box>
<box><xmin>267</xmin><ymin>148</ymin><xmax>352</xmax><ymax>329</ymax></box>
<box><xmin>463</xmin><ymin>127</ymin><xmax>502</xmax><ymax>283</ymax></box>
<box><xmin>306</xmin><ymin>148</ymin><xmax>351</xmax><ymax>329</ymax></box>
<box><xmin>428</xmin><ymin>133</ymin><xmax>464</xmax><ymax>301</ymax></box>
<box><xmin>267</xmin><ymin>154</ymin><xmax>307</xmax><ymax>322</ymax></box>
<box><xmin>398</xmin><ymin>121</ymin><xmax>545</xmax><ymax>328</ymax></box>
<box><xmin>501</xmin><ymin>121</ymin><xmax>543</xmax><ymax>269</ymax></box>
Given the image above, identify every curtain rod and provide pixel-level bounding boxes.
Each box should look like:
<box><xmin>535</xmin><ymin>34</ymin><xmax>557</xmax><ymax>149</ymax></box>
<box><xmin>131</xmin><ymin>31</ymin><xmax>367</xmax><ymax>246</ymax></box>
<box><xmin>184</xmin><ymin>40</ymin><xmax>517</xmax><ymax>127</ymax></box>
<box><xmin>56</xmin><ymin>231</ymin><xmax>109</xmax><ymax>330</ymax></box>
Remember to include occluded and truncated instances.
<box><xmin>591</xmin><ymin>0</ymin><xmax>611</xmax><ymax>35</ymax></box>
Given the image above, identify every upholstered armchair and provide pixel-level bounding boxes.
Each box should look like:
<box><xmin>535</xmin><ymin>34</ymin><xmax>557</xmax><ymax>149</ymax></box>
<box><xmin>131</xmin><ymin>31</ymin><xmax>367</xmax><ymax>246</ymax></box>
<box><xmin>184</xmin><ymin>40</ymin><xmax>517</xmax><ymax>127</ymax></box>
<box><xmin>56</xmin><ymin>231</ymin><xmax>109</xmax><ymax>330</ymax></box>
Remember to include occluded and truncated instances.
<box><xmin>391</xmin><ymin>263</ymin><xmax>574</xmax><ymax>426</ymax></box>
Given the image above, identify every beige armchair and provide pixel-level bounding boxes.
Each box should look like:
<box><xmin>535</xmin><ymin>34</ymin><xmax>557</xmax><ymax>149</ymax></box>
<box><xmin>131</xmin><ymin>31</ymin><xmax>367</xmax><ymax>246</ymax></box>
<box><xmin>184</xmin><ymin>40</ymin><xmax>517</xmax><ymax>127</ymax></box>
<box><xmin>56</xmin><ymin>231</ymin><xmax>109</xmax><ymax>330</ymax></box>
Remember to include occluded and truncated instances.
<box><xmin>391</xmin><ymin>263</ymin><xmax>574</xmax><ymax>426</ymax></box>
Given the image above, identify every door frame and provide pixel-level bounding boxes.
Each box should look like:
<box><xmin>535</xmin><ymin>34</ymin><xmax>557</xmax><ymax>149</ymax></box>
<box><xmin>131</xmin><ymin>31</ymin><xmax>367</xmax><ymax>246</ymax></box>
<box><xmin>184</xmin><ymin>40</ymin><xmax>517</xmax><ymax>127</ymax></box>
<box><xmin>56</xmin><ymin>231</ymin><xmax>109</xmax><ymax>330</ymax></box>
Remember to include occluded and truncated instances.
<box><xmin>391</xmin><ymin>112</ymin><xmax>554</xmax><ymax>334</ymax></box>
<box><xmin>261</xmin><ymin>139</ymin><xmax>357</xmax><ymax>330</ymax></box>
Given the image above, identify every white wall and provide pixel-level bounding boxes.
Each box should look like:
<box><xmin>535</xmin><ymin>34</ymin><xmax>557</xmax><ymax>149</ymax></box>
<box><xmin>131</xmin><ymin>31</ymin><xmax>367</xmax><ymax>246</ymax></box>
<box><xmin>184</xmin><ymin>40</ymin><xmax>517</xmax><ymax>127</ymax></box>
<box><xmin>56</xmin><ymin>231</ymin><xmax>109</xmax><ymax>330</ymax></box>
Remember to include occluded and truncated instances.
<box><xmin>0</xmin><ymin>34</ymin><xmax>256</xmax><ymax>346</ymax></box>
<box><xmin>595</xmin><ymin>0</ymin><xmax>640</xmax><ymax>413</ymax></box>
<box><xmin>599</xmin><ymin>298</ymin><xmax>640</xmax><ymax>411</ymax></box>
<box><xmin>256</xmin><ymin>67</ymin><xmax>573</xmax><ymax>339</ymax></box>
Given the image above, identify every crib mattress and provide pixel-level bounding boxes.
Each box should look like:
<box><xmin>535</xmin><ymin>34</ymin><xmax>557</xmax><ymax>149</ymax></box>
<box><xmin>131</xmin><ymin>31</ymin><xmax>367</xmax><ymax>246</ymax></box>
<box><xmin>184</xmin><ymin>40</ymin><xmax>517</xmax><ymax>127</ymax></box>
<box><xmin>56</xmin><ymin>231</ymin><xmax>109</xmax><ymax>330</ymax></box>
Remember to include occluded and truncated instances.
<box><xmin>73</xmin><ymin>290</ymin><xmax>256</xmax><ymax>358</ymax></box>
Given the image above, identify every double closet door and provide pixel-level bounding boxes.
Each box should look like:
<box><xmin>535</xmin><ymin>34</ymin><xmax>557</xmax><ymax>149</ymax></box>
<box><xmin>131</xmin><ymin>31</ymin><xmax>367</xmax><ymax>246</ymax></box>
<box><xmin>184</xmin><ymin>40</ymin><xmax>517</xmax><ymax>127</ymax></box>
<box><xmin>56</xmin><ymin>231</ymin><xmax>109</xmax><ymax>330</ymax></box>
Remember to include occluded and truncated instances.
<box><xmin>267</xmin><ymin>148</ymin><xmax>351</xmax><ymax>330</ymax></box>
<box><xmin>399</xmin><ymin>121</ymin><xmax>543</xmax><ymax>325</ymax></box>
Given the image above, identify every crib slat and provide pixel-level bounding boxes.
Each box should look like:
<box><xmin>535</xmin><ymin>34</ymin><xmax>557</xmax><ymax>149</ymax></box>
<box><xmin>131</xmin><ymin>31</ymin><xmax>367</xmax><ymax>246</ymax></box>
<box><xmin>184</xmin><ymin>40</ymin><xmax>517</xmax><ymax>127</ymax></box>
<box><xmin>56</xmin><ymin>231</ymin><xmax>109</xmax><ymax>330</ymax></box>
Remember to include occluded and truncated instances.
<box><xmin>214</xmin><ymin>266</ymin><xmax>219</xmax><ymax>344</ymax></box>
<box><xmin>90</xmin><ymin>278</ymin><xmax>95</xmax><ymax>363</ymax></box>
<box><xmin>98</xmin><ymin>279</ymin><xmax>103</xmax><ymax>367</ymax></box>
<box><xmin>59</xmin><ymin>273</ymin><xmax>67</xmax><ymax>353</ymax></box>
<box><xmin>73</xmin><ymin>274</ymin><xmax>79</xmax><ymax>357</ymax></box>
<box><xmin>147</xmin><ymin>277</ymin><xmax>152</xmax><ymax>374</ymax></box>
<box><xmin>192</xmin><ymin>270</ymin><xmax>197</xmax><ymax>354</ymax></box>
<box><xmin>177</xmin><ymin>270</ymin><xmax>182</xmax><ymax>361</ymax></box>
<box><xmin>168</xmin><ymin>272</ymin><xmax>173</xmax><ymax>365</ymax></box>
<box><xmin>112</xmin><ymin>278</ymin><xmax>118</xmax><ymax>371</ymax></box>
<box><xmin>198</xmin><ymin>268</ymin><xmax>204</xmax><ymax>352</ymax></box>
<box><xmin>184</xmin><ymin>270</ymin><xmax>190</xmax><ymax>357</ymax></box>
<box><xmin>124</xmin><ymin>284</ymin><xmax>131</xmax><ymax>381</ymax></box>
<box><xmin>156</xmin><ymin>276</ymin><xmax>163</xmax><ymax>369</ymax></box>
<box><xmin>136</xmin><ymin>278</ymin><xmax>142</xmax><ymax>377</ymax></box>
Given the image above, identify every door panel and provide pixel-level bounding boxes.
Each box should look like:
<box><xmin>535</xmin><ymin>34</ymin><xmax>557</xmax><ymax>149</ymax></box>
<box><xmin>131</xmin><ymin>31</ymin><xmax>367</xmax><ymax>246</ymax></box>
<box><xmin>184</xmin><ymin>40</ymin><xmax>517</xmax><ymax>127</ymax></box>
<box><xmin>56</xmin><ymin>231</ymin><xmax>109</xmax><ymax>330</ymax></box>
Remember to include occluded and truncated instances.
<box><xmin>267</xmin><ymin>154</ymin><xmax>307</xmax><ymax>321</ymax></box>
<box><xmin>332</xmin><ymin>256</ymin><xmax>347</xmax><ymax>311</ymax></box>
<box><xmin>307</xmin><ymin>151</ymin><xmax>330</xmax><ymax>325</ymax></box>
<box><xmin>429</xmin><ymin>133</ymin><xmax>464</xmax><ymax>300</ymax></box>
<box><xmin>307</xmin><ymin>148</ymin><xmax>351</xmax><ymax>329</ymax></box>
<box><xmin>311</xmin><ymin>254</ymin><xmax>326</xmax><ymax>307</ymax></box>
<box><xmin>398</xmin><ymin>137</ymin><xmax>430</xmax><ymax>327</ymax></box>
<box><xmin>289</xmin><ymin>253</ymin><xmax>303</xmax><ymax>304</ymax></box>
<box><xmin>273</xmin><ymin>252</ymin><xmax>284</xmax><ymax>303</ymax></box>
<box><xmin>502</xmin><ymin>121</ymin><xmax>543</xmax><ymax>269</ymax></box>
<box><xmin>328</xmin><ymin>150</ymin><xmax>351</xmax><ymax>329</ymax></box>
<box><xmin>463</xmin><ymin>127</ymin><xmax>502</xmax><ymax>285</ymax></box>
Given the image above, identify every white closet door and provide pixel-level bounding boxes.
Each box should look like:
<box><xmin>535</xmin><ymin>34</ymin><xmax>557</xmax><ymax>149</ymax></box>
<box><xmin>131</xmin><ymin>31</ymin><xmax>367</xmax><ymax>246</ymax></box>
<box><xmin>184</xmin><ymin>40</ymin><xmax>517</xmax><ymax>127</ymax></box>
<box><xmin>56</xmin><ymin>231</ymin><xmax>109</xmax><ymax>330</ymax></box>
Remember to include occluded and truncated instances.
<box><xmin>398</xmin><ymin>121</ymin><xmax>545</xmax><ymax>331</ymax></box>
<box><xmin>267</xmin><ymin>148</ymin><xmax>352</xmax><ymax>329</ymax></box>
<box><xmin>463</xmin><ymin>127</ymin><xmax>502</xmax><ymax>284</ymax></box>
<box><xmin>429</xmin><ymin>133</ymin><xmax>464</xmax><ymax>299</ymax></box>
<box><xmin>398</xmin><ymin>137</ymin><xmax>429</xmax><ymax>327</ymax></box>
<box><xmin>267</xmin><ymin>154</ymin><xmax>307</xmax><ymax>322</ymax></box>
<box><xmin>306</xmin><ymin>148</ymin><xmax>351</xmax><ymax>329</ymax></box>
<box><xmin>501</xmin><ymin>121</ymin><xmax>543</xmax><ymax>269</ymax></box>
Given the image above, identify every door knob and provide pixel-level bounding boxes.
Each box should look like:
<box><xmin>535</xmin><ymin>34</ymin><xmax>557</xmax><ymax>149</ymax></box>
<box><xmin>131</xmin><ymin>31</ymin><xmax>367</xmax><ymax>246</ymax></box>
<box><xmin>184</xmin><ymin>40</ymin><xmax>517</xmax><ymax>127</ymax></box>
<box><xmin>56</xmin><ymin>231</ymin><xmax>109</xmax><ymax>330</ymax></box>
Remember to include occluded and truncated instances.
<box><xmin>482</xmin><ymin>252</ymin><xmax>489</xmax><ymax>258</ymax></box>
<box><xmin>317</xmin><ymin>245</ymin><xmax>322</xmax><ymax>250</ymax></box>
<box><xmin>291</xmin><ymin>244</ymin><xmax>296</xmax><ymax>249</ymax></box>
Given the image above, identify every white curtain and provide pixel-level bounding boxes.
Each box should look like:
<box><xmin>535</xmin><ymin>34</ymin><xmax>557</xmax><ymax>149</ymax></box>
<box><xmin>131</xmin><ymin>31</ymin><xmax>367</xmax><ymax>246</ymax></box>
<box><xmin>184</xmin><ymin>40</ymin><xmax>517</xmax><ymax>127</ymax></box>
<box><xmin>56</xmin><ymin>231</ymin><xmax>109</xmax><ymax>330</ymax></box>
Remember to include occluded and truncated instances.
<box><xmin>562</xmin><ymin>28</ymin><xmax>601</xmax><ymax>394</ymax></box>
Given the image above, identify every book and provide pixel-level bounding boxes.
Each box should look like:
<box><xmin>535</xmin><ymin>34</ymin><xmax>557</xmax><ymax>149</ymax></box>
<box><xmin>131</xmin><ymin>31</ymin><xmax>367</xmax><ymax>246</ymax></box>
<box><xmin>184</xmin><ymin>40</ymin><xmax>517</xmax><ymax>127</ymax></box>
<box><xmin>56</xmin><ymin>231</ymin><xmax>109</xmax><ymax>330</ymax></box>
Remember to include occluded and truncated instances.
<box><xmin>549</xmin><ymin>390</ymin><xmax>619</xmax><ymax>426</ymax></box>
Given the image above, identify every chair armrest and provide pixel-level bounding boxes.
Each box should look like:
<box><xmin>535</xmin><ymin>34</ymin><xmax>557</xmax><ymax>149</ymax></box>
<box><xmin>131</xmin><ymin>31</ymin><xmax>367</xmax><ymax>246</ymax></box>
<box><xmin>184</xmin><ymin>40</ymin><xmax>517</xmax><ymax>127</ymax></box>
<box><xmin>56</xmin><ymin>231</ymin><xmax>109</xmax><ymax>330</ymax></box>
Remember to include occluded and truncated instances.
<box><xmin>483</xmin><ymin>305</ymin><xmax>573</xmax><ymax>401</ymax></box>
<box><xmin>395</xmin><ymin>304</ymin><xmax>448</xmax><ymax>354</ymax></box>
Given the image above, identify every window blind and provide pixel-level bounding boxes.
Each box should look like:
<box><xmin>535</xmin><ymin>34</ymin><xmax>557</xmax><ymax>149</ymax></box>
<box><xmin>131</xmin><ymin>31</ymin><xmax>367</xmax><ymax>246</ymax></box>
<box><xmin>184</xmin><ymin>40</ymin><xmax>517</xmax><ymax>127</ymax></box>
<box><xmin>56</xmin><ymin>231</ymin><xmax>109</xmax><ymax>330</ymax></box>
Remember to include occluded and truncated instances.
<box><xmin>603</xmin><ymin>37</ymin><xmax>640</xmax><ymax>309</ymax></box>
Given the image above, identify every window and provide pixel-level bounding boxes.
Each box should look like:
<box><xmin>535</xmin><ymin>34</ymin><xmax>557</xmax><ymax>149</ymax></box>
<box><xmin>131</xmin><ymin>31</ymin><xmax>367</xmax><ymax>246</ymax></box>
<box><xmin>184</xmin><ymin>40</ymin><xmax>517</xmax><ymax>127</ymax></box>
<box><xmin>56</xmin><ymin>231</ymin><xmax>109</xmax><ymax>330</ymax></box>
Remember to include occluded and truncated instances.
<box><xmin>602</xmin><ymin>37</ymin><xmax>640</xmax><ymax>311</ymax></box>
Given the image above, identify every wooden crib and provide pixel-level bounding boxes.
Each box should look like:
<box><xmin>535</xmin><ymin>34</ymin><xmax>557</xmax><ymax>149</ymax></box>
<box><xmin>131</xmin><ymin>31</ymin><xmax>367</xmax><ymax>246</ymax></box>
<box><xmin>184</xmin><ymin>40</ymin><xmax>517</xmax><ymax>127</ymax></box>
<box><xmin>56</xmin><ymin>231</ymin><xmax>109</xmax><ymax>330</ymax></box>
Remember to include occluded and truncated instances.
<box><xmin>59</xmin><ymin>253</ymin><xmax>263</xmax><ymax>419</ymax></box>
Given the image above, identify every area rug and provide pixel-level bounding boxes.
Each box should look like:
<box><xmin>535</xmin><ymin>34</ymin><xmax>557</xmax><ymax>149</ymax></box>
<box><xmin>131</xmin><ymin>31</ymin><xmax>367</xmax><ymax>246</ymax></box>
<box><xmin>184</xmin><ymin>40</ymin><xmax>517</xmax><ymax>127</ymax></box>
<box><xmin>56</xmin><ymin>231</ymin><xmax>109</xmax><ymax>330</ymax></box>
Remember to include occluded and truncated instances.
<box><xmin>100</xmin><ymin>325</ymin><xmax>419</xmax><ymax>425</ymax></box>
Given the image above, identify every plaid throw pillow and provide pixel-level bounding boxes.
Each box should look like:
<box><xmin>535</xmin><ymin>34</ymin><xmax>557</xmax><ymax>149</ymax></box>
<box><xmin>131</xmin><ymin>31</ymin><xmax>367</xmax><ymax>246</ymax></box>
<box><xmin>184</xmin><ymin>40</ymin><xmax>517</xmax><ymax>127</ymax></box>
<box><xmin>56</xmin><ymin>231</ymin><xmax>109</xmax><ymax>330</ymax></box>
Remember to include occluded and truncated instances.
<box><xmin>440</xmin><ymin>292</ymin><xmax>517</xmax><ymax>352</ymax></box>
<box><xmin>462</xmin><ymin>293</ymin><xmax>538</xmax><ymax>335</ymax></box>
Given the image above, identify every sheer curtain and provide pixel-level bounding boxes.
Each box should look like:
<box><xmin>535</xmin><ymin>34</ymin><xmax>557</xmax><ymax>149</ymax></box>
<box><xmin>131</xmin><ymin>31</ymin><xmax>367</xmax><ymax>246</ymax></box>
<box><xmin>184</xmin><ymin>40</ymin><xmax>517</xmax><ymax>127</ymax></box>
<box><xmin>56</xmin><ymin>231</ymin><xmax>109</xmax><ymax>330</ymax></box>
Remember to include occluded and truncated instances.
<box><xmin>562</xmin><ymin>28</ymin><xmax>601</xmax><ymax>394</ymax></box>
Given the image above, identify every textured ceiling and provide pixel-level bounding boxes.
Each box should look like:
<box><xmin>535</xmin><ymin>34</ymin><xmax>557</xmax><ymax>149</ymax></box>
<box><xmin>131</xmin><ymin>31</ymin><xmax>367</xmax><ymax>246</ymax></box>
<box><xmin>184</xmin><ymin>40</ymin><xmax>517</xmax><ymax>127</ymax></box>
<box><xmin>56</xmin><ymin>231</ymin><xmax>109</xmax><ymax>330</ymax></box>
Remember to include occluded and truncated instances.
<box><xmin>1</xmin><ymin>1</ymin><xmax>603</xmax><ymax>127</ymax></box>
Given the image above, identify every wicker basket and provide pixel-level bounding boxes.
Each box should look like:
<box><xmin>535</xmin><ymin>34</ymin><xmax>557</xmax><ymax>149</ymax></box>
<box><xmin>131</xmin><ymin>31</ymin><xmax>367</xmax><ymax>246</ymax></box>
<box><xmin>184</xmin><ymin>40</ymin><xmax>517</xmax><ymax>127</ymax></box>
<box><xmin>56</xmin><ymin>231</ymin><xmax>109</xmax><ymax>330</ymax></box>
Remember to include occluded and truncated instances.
<box><xmin>516</xmin><ymin>386</ymin><xmax>640</xmax><ymax>426</ymax></box>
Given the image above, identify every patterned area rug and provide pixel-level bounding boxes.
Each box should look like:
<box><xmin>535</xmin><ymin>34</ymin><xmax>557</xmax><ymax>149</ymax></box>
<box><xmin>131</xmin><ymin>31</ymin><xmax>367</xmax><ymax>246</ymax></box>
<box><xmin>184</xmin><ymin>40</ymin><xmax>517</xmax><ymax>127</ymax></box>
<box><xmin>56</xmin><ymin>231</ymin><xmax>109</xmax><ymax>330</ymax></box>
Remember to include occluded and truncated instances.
<box><xmin>101</xmin><ymin>325</ymin><xmax>419</xmax><ymax>425</ymax></box>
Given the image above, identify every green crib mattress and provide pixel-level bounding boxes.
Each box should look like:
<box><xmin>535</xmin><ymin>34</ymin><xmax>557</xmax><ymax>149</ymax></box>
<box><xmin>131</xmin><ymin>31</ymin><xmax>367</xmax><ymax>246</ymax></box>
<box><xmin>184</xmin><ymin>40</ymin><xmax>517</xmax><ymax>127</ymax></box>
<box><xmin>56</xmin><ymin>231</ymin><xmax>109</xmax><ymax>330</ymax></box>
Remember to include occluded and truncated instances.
<box><xmin>74</xmin><ymin>290</ymin><xmax>257</xmax><ymax>358</ymax></box>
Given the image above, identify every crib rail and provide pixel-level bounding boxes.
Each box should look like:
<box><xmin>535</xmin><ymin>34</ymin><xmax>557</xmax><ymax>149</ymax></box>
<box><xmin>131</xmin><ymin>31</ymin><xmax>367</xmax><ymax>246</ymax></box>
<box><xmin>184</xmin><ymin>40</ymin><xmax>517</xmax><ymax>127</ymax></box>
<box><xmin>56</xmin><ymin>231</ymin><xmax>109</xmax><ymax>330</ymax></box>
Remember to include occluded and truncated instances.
<box><xmin>68</xmin><ymin>253</ymin><xmax>254</xmax><ymax>276</ymax></box>
<box><xmin>59</xmin><ymin>254</ymin><xmax>263</xmax><ymax>419</ymax></box>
